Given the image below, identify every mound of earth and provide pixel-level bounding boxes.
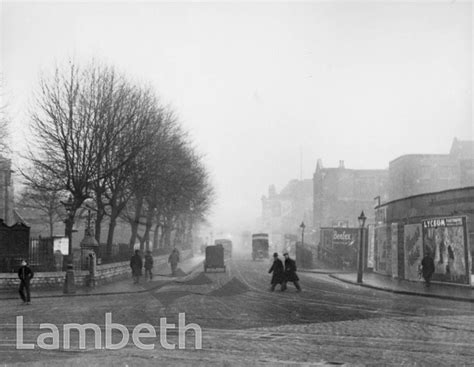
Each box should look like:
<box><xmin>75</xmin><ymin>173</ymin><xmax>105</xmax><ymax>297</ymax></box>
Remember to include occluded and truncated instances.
<box><xmin>181</xmin><ymin>272</ymin><xmax>213</xmax><ymax>285</ymax></box>
<box><xmin>208</xmin><ymin>277</ymin><xmax>249</xmax><ymax>297</ymax></box>
<box><xmin>173</xmin><ymin>268</ymin><xmax>188</xmax><ymax>277</ymax></box>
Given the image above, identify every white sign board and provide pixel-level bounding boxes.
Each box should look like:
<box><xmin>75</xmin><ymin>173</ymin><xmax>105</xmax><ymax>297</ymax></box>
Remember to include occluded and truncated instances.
<box><xmin>53</xmin><ymin>237</ymin><xmax>69</xmax><ymax>255</ymax></box>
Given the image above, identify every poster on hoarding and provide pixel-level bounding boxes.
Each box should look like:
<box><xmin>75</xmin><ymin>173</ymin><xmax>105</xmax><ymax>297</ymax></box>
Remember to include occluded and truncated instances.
<box><xmin>367</xmin><ymin>224</ymin><xmax>375</xmax><ymax>269</ymax></box>
<box><xmin>422</xmin><ymin>217</ymin><xmax>470</xmax><ymax>285</ymax></box>
<box><xmin>391</xmin><ymin>223</ymin><xmax>399</xmax><ymax>278</ymax></box>
<box><xmin>53</xmin><ymin>237</ymin><xmax>69</xmax><ymax>255</ymax></box>
<box><xmin>332</xmin><ymin>228</ymin><xmax>358</xmax><ymax>268</ymax></box>
<box><xmin>320</xmin><ymin>228</ymin><xmax>333</xmax><ymax>248</ymax></box>
<box><xmin>404</xmin><ymin>223</ymin><xmax>423</xmax><ymax>281</ymax></box>
<box><xmin>374</xmin><ymin>225</ymin><xmax>391</xmax><ymax>275</ymax></box>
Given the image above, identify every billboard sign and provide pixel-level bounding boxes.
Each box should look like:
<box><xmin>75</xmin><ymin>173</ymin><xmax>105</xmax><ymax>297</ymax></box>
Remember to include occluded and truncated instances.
<box><xmin>404</xmin><ymin>223</ymin><xmax>423</xmax><ymax>281</ymax></box>
<box><xmin>374</xmin><ymin>225</ymin><xmax>391</xmax><ymax>275</ymax></box>
<box><xmin>421</xmin><ymin>216</ymin><xmax>470</xmax><ymax>285</ymax></box>
<box><xmin>332</xmin><ymin>228</ymin><xmax>358</xmax><ymax>247</ymax></box>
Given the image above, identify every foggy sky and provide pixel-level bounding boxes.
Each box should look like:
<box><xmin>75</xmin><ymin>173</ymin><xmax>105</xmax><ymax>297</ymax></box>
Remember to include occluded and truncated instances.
<box><xmin>1</xmin><ymin>1</ymin><xmax>472</xmax><ymax>234</ymax></box>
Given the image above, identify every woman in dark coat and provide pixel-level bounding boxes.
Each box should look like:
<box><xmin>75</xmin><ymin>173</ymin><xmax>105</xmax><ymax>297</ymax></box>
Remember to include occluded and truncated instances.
<box><xmin>268</xmin><ymin>252</ymin><xmax>285</xmax><ymax>291</ymax></box>
<box><xmin>282</xmin><ymin>253</ymin><xmax>301</xmax><ymax>291</ymax></box>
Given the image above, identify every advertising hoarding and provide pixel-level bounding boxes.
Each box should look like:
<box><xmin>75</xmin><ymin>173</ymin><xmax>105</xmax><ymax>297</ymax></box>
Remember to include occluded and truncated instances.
<box><xmin>374</xmin><ymin>225</ymin><xmax>391</xmax><ymax>275</ymax></box>
<box><xmin>422</xmin><ymin>216</ymin><xmax>470</xmax><ymax>285</ymax></box>
<box><xmin>391</xmin><ymin>223</ymin><xmax>399</xmax><ymax>278</ymax></box>
<box><xmin>404</xmin><ymin>223</ymin><xmax>423</xmax><ymax>281</ymax></box>
<box><xmin>367</xmin><ymin>224</ymin><xmax>375</xmax><ymax>269</ymax></box>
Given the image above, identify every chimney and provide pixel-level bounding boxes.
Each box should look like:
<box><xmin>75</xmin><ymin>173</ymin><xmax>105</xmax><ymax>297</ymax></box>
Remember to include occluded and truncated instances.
<box><xmin>316</xmin><ymin>158</ymin><xmax>323</xmax><ymax>172</ymax></box>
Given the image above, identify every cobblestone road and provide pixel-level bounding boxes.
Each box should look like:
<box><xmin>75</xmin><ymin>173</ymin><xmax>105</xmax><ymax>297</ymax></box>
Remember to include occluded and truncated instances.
<box><xmin>1</xmin><ymin>256</ymin><xmax>474</xmax><ymax>366</ymax></box>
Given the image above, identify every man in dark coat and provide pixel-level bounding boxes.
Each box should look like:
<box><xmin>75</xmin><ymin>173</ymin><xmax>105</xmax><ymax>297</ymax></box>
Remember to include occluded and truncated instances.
<box><xmin>130</xmin><ymin>249</ymin><xmax>143</xmax><ymax>284</ymax></box>
<box><xmin>168</xmin><ymin>248</ymin><xmax>180</xmax><ymax>276</ymax></box>
<box><xmin>18</xmin><ymin>260</ymin><xmax>34</xmax><ymax>304</ymax></box>
<box><xmin>268</xmin><ymin>252</ymin><xmax>285</xmax><ymax>291</ymax></box>
<box><xmin>144</xmin><ymin>250</ymin><xmax>154</xmax><ymax>281</ymax></box>
<box><xmin>421</xmin><ymin>252</ymin><xmax>435</xmax><ymax>287</ymax></box>
<box><xmin>282</xmin><ymin>253</ymin><xmax>301</xmax><ymax>292</ymax></box>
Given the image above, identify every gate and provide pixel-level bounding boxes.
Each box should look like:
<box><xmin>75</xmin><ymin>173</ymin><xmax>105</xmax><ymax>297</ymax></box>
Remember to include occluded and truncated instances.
<box><xmin>29</xmin><ymin>237</ymin><xmax>56</xmax><ymax>272</ymax></box>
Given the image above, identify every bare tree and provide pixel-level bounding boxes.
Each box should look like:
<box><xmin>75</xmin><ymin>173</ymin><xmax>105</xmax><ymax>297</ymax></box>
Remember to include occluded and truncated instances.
<box><xmin>17</xmin><ymin>185</ymin><xmax>64</xmax><ymax>237</ymax></box>
<box><xmin>98</xmin><ymin>96</ymin><xmax>165</xmax><ymax>256</ymax></box>
<box><xmin>152</xmin><ymin>140</ymin><xmax>214</xmax><ymax>250</ymax></box>
<box><xmin>120</xmin><ymin>112</ymin><xmax>214</xmax><ymax>252</ymax></box>
<box><xmin>23</xmin><ymin>62</ymin><xmax>160</xmax><ymax>234</ymax></box>
<box><xmin>122</xmin><ymin>110</ymin><xmax>182</xmax><ymax>250</ymax></box>
<box><xmin>23</xmin><ymin>60</ymin><xmax>214</xmax><ymax>256</ymax></box>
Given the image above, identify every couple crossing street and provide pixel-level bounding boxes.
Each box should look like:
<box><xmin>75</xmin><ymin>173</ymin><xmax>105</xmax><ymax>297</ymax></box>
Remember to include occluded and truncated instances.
<box><xmin>268</xmin><ymin>252</ymin><xmax>301</xmax><ymax>292</ymax></box>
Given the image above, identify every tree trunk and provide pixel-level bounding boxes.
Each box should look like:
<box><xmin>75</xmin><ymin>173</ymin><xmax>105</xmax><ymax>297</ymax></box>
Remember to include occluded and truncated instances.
<box><xmin>129</xmin><ymin>195</ymin><xmax>144</xmax><ymax>249</ymax></box>
<box><xmin>186</xmin><ymin>216</ymin><xmax>194</xmax><ymax>250</ymax></box>
<box><xmin>142</xmin><ymin>206</ymin><xmax>154</xmax><ymax>252</ymax></box>
<box><xmin>106</xmin><ymin>210</ymin><xmax>118</xmax><ymax>258</ymax></box>
<box><xmin>95</xmin><ymin>207</ymin><xmax>104</xmax><ymax>245</ymax></box>
<box><xmin>164</xmin><ymin>226</ymin><xmax>171</xmax><ymax>248</ymax></box>
<box><xmin>49</xmin><ymin>217</ymin><xmax>54</xmax><ymax>238</ymax></box>
<box><xmin>94</xmin><ymin>187</ymin><xmax>107</xmax><ymax>245</ymax></box>
<box><xmin>153</xmin><ymin>223</ymin><xmax>160</xmax><ymax>250</ymax></box>
<box><xmin>159</xmin><ymin>228</ymin><xmax>165</xmax><ymax>249</ymax></box>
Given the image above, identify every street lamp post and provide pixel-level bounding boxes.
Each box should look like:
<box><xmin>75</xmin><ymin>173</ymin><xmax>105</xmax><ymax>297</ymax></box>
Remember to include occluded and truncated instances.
<box><xmin>300</xmin><ymin>221</ymin><xmax>306</xmax><ymax>246</ymax></box>
<box><xmin>357</xmin><ymin>210</ymin><xmax>367</xmax><ymax>284</ymax></box>
<box><xmin>61</xmin><ymin>195</ymin><xmax>76</xmax><ymax>294</ymax></box>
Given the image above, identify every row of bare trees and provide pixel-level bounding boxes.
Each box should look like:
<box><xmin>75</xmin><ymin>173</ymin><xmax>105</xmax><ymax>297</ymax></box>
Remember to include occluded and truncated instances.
<box><xmin>20</xmin><ymin>62</ymin><xmax>214</xmax><ymax>256</ymax></box>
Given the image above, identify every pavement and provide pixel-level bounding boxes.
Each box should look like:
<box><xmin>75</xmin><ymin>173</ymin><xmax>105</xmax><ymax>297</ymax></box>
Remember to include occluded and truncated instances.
<box><xmin>0</xmin><ymin>255</ymin><xmax>205</xmax><ymax>300</ymax></box>
<box><xmin>300</xmin><ymin>267</ymin><xmax>474</xmax><ymax>303</ymax></box>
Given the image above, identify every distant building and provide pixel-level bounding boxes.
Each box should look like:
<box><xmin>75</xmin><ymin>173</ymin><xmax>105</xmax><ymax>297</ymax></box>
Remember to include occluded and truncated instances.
<box><xmin>313</xmin><ymin>159</ymin><xmax>388</xmax><ymax>236</ymax></box>
<box><xmin>261</xmin><ymin>179</ymin><xmax>313</xmax><ymax>251</ymax></box>
<box><xmin>388</xmin><ymin>138</ymin><xmax>474</xmax><ymax>201</ymax></box>
<box><xmin>0</xmin><ymin>156</ymin><xmax>14</xmax><ymax>226</ymax></box>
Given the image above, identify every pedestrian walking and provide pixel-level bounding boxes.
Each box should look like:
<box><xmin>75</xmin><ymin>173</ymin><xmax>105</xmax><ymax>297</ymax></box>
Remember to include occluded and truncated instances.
<box><xmin>18</xmin><ymin>260</ymin><xmax>34</xmax><ymax>305</ymax></box>
<box><xmin>168</xmin><ymin>247</ymin><xmax>180</xmax><ymax>276</ymax></box>
<box><xmin>144</xmin><ymin>250</ymin><xmax>154</xmax><ymax>281</ymax></box>
<box><xmin>130</xmin><ymin>249</ymin><xmax>143</xmax><ymax>284</ymax></box>
<box><xmin>281</xmin><ymin>252</ymin><xmax>301</xmax><ymax>292</ymax></box>
<box><xmin>447</xmin><ymin>245</ymin><xmax>455</xmax><ymax>274</ymax></box>
<box><xmin>421</xmin><ymin>251</ymin><xmax>435</xmax><ymax>287</ymax></box>
<box><xmin>268</xmin><ymin>252</ymin><xmax>285</xmax><ymax>291</ymax></box>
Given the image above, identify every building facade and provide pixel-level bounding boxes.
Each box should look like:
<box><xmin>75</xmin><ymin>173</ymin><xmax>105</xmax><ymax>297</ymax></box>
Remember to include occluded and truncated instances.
<box><xmin>388</xmin><ymin>138</ymin><xmax>474</xmax><ymax>201</ymax></box>
<box><xmin>261</xmin><ymin>179</ymin><xmax>313</xmax><ymax>252</ymax></box>
<box><xmin>313</xmin><ymin>159</ymin><xmax>388</xmax><ymax>238</ymax></box>
<box><xmin>0</xmin><ymin>156</ymin><xmax>14</xmax><ymax>226</ymax></box>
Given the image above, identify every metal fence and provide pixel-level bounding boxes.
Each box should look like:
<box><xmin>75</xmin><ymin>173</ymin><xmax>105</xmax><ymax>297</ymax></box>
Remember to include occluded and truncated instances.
<box><xmin>1</xmin><ymin>236</ymin><xmax>58</xmax><ymax>273</ymax></box>
<box><xmin>29</xmin><ymin>237</ymin><xmax>57</xmax><ymax>272</ymax></box>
